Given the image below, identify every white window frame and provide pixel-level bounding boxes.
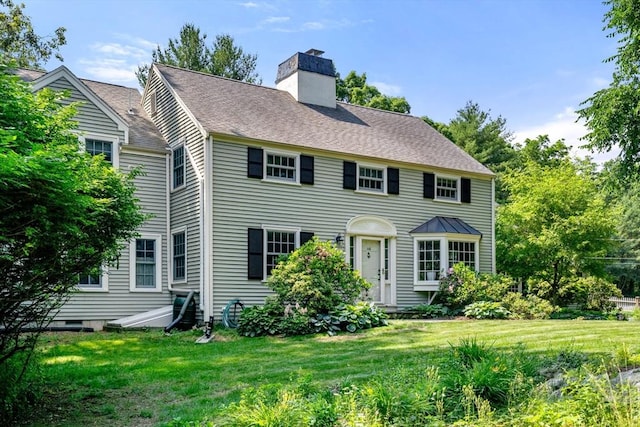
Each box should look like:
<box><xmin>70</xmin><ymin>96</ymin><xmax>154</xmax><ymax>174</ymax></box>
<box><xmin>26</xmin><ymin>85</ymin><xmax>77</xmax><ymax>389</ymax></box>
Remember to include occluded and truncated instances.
<box><xmin>79</xmin><ymin>133</ymin><xmax>119</xmax><ymax>168</ymax></box>
<box><xmin>171</xmin><ymin>143</ymin><xmax>186</xmax><ymax>191</ymax></box>
<box><xmin>171</xmin><ymin>227</ymin><xmax>187</xmax><ymax>284</ymax></box>
<box><xmin>129</xmin><ymin>233</ymin><xmax>163</xmax><ymax>292</ymax></box>
<box><xmin>77</xmin><ymin>266</ymin><xmax>109</xmax><ymax>292</ymax></box>
<box><xmin>357</xmin><ymin>163</ymin><xmax>387</xmax><ymax>194</ymax></box>
<box><xmin>261</xmin><ymin>225</ymin><xmax>301</xmax><ymax>279</ymax></box>
<box><xmin>263</xmin><ymin>149</ymin><xmax>300</xmax><ymax>185</ymax></box>
<box><xmin>435</xmin><ymin>174</ymin><xmax>460</xmax><ymax>203</ymax></box>
<box><xmin>413</xmin><ymin>233</ymin><xmax>480</xmax><ymax>286</ymax></box>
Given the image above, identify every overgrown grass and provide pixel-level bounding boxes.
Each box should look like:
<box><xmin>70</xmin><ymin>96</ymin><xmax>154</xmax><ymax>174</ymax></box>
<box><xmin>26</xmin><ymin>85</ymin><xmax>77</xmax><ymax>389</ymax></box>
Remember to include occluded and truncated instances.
<box><xmin>22</xmin><ymin>320</ymin><xmax>640</xmax><ymax>426</ymax></box>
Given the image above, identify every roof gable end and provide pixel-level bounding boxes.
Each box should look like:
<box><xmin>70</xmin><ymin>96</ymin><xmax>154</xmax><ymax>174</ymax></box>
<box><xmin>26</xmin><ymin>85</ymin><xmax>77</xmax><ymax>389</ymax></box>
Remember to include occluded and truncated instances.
<box><xmin>31</xmin><ymin>66</ymin><xmax>130</xmax><ymax>144</ymax></box>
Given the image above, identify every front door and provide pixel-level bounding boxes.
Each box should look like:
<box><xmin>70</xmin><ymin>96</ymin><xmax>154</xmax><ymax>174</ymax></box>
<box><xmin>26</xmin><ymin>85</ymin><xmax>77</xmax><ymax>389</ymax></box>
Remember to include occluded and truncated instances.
<box><xmin>361</xmin><ymin>239</ymin><xmax>383</xmax><ymax>302</ymax></box>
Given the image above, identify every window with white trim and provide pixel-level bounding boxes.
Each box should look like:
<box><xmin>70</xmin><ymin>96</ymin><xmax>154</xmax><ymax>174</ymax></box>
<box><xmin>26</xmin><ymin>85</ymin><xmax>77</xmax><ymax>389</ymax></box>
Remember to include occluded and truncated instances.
<box><xmin>266</xmin><ymin>230</ymin><xmax>297</xmax><ymax>275</ymax></box>
<box><xmin>172</xmin><ymin>145</ymin><xmax>185</xmax><ymax>190</ymax></box>
<box><xmin>413</xmin><ymin>235</ymin><xmax>479</xmax><ymax>284</ymax></box>
<box><xmin>129</xmin><ymin>234</ymin><xmax>162</xmax><ymax>292</ymax></box>
<box><xmin>172</xmin><ymin>229</ymin><xmax>186</xmax><ymax>282</ymax></box>
<box><xmin>449</xmin><ymin>240</ymin><xmax>476</xmax><ymax>269</ymax></box>
<box><xmin>417</xmin><ymin>240</ymin><xmax>441</xmax><ymax>281</ymax></box>
<box><xmin>78</xmin><ymin>267</ymin><xmax>108</xmax><ymax>291</ymax></box>
<box><xmin>265</xmin><ymin>151</ymin><xmax>298</xmax><ymax>183</ymax></box>
<box><xmin>436</xmin><ymin>176</ymin><xmax>459</xmax><ymax>201</ymax></box>
<box><xmin>85</xmin><ymin>138</ymin><xmax>113</xmax><ymax>163</ymax></box>
<box><xmin>358</xmin><ymin>165</ymin><xmax>385</xmax><ymax>192</ymax></box>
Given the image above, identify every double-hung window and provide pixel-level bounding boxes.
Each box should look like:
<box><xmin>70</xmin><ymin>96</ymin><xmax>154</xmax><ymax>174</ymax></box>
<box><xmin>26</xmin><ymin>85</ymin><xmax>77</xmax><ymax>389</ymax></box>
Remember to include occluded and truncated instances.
<box><xmin>265</xmin><ymin>151</ymin><xmax>299</xmax><ymax>183</ymax></box>
<box><xmin>172</xmin><ymin>145</ymin><xmax>186</xmax><ymax>190</ymax></box>
<box><xmin>172</xmin><ymin>229</ymin><xmax>186</xmax><ymax>283</ymax></box>
<box><xmin>129</xmin><ymin>234</ymin><xmax>162</xmax><ymax>292</ymax></box>
<box><xmin>343</xmin><ymin>161</ymin><xmax>399</xmax><ymax>195</ymax></box>
<box><xmin>247</xmin><ymin>227</ymin><xmax>314</xmax><ymax>280</ymax></box>
<box><xmin>413</xmin><ymin>236</ymin><xmax>478</xmax><ymax>285</ymax></box>
<box><xmin>265</xmin><ymin>230</ymin><xmax>297</xmax><ymax>275</ymax></box>
<box><xmin>436</xmin><ymin>176</ymin><xmax>459</xmax><ymax>201</ymax></box>
<box><xmin>358</xmin><ymin>165</ymin><xmax>385</xmax><ymax>193</ymax></box>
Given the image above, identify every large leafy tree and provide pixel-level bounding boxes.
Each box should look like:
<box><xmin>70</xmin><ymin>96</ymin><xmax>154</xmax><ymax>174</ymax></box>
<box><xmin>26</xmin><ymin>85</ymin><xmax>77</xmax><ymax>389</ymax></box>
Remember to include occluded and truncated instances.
<box><xmin>0</xmin><ymin>62</ymin><xmax>144</xmax><ymax>379</ymax></box>
<box><xmin>0</xmin><ymin>0</ymin><xmax>66</xmax><ymax>68</ymax></box>
<box><xmin>496</xmin><ymin>160</ymin><xmax>618</xmax><ymax>303</ymax></box>
<box><xmin>336</xmin><ymin>70</ymin><xmax>411</xmax><ymax>113</ymax></box>
<box><xmin>136</xmin><ymin>24</ymin><xmax>260</xmax><ymax>87</ymax></box>
<box><xmin>577</xmin><ymin>0</ymin><xmax>640</xmax><ymax>176</ymax></box>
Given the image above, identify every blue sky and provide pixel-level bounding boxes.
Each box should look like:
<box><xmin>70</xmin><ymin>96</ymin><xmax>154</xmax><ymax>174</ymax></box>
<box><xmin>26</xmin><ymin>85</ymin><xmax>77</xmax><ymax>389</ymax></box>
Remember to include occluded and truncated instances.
<box><xmin>25</xmin><ymin>0</ymin><xmax>617</xmax><ymax>161</ymax></box>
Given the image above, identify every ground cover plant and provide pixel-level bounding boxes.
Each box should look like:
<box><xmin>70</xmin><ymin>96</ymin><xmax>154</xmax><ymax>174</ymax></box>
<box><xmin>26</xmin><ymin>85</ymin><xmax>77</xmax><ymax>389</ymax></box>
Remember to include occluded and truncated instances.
<box><xmin>17</xmin><ymin>320</ymin><xmax>640</xmax><ymax>426</ymax></box>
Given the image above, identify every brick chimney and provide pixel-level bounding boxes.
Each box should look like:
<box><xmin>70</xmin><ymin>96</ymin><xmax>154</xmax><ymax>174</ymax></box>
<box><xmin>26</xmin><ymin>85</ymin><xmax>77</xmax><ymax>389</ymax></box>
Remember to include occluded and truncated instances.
<box><xmin>275</xmin><ymin>49</ymin><xmax>336</xmax><ymax>108</ymax></box>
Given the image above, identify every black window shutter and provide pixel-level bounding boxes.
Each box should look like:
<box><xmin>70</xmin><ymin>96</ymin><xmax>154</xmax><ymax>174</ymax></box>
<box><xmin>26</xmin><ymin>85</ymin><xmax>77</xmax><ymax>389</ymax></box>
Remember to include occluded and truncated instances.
<box><xmin>247</xmin><ymin>228</ymin><xmax>263</xmax><ymax>279</ymax></box>
<box><xmin>387</xmin><ymin>167</ymin><xmax>399</xmax><ymax>194</ymax></box>
<box><xmin>300</xmin><ymin>232</ymin><xmax>314</xmax><ymax>246</ymax></box>
<box><xmin>461</xmin><ymin>178</ymin><xmax>471</xmax><ymax>203</ymax></box>
<box><xmin>343</xmin><ymin>161</ymin><xmax>356</xmax><ymax>190</ymax></box>
<box><xmin>247</xmin><ymin>147</ymin><xmax>263</xmax><ymax>179</ymax></box>
<box><xmin>423</xmin><ymin>172</ymin><xmax>435</xmax><ymax>199</ymax></box>
<box><xmin>300</xmin><ymin>155</ymin><xmax>314</xmax><ymax>185</ymax></box>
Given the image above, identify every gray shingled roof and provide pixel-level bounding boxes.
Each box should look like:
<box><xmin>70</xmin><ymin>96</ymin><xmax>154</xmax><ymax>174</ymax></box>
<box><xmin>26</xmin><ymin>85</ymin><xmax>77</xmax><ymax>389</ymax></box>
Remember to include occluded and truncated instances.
<box><xmin>154</xmin><ymin>64</ymin><xmax>494</xmax><ymax>177</ymax></box>
<box><xmin>410</xmin><ymin>216</ymin><xmax>482</xmax><ymax>236</ymax></box>
<box><xmin>14</xmin><ymin>68</ymin><xmax>166</xmax><ymax>153</ymax></box>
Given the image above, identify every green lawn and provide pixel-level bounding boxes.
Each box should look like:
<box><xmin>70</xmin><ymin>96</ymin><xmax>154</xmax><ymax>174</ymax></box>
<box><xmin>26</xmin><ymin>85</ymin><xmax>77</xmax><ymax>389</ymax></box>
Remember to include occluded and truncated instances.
<box><xmin>25</xmin><ymin>320</ymin><xmax>640</xmax><ymax>426</ymax></box>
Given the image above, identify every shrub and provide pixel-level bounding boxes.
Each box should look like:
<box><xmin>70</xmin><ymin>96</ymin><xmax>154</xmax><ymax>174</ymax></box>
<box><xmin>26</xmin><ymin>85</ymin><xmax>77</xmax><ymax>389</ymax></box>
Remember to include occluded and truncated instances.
<box><xmin>463</xmin><ymin>301</ymin><xmax>510</xmax><ymax>319</ymax></box>
<box><xmin>501</xmin><ymin>293</ymin><xmax>556</xmax><ymax>319</ymax></box>
<box><xmin>438</xmin><ymin>264</ymin><xmax>513</xmax><ymax>309</ymax></box>
<box><xmin>267</xmin><ymin>238</ymin><xmax>371</xmax><ymax>315</ymax></box>
<box><xmin>310</xmin><ymin>302</ymin><xmax>388</xmax><ymax>336</ymax></box>
<box><xmin>408</xmin><ymin>303</ymin><xmax>452</xmax><ymax>319</ymax></box>
<box><xmin>559</xmin><ymin>276</ymin><xmax>621</xmax><ymax>311</ymax></box>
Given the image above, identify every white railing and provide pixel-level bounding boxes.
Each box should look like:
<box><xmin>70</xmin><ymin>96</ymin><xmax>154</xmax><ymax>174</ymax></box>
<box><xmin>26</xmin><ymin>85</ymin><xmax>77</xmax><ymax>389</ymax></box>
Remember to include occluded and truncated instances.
<box><xmin>609</xmin><ymin>296</ymin><xmax>640</xmax><ymax>311</ymax></box>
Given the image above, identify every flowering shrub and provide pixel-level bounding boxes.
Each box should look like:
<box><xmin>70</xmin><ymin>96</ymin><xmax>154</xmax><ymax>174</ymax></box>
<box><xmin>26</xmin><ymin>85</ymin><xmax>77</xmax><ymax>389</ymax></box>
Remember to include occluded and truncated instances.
<box><xmin>437</xmin><ymin>263</ymin><xmax>512</xmax><ymax>309</ymax></box>
<box><xmin>238</xmin><ymin>239</ymin><xmax>385</xmax><ymax>337</ymax></box>
<box><xmin>267</xmin><ymin>238</ymin><xmax>371</xmax><ymax>315</ymax></box>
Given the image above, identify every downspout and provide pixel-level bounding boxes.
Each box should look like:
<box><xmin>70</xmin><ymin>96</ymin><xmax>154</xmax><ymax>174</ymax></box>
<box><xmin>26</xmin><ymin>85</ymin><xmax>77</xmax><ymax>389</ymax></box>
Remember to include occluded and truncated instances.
<box><xmin>166</xmin><ymin>149</ymin><xmax>174</xmax><ymax>292</ymax></box>
<box><xmin>164</xmin><ymin>290</ymin><xmax>196</xmax><ymax>333</ymax></box>
<box><xmin>202</xmin><ymin>136</ymin><xmax>213</xmax><ymax>321</ymax></box>
<box><xmin>183</xmin><ymin>144</ymin><xmax>205</xmax><ymax>312</ymax></box>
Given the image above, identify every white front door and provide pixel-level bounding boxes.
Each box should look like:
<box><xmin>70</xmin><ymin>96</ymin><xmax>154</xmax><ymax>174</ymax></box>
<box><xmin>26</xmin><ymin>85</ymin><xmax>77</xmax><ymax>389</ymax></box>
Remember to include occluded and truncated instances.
<box><xmin>361</xmin><ymin>239</ymin><xmax>383</xmax><ymax>302</ymax></box>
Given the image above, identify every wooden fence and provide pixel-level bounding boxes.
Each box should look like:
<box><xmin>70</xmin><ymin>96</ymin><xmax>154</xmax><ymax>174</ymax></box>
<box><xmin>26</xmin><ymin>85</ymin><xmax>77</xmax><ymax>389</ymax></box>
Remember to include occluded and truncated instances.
<box><xmin>609</xmin><ymin>296</ymin><xmax>640</xmax><ymax>311</ymax></box>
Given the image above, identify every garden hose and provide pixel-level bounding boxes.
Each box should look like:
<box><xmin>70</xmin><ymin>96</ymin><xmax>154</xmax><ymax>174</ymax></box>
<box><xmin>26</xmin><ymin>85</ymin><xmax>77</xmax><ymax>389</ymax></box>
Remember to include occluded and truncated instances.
<box><xmin>222</xmin><ymin>299</ymin><xmax>244</xmax><ymax>328</ymax></box>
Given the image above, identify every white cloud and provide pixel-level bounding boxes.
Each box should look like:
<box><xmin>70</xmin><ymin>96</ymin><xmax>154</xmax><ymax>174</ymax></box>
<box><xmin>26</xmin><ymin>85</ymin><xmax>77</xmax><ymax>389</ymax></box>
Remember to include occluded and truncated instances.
<box><xmin>79</xmin><ymin>58</ymin><xmax>137</xmax><ymax>84</ymax></box>
<box><xmin>302</xmin><ymin>21</ymin><xmax>325</xmax><ymax>30</ymax></box>
<box><xmin>513</xmin><ymin>107</ymin><xmax>620</xmax><ymax>165</ymax></box>
<box><xmin>369</xmin><ymin>81</ymin><xmax>403</xmax><ymax>97</ymax></box>
<box><xmin>90</xmin><ymin>42</ymin><xmax>148</xmax><ymax>60</ymax></box>
<box><xmin>238</xmin><ymin>1</ymin><xmax>276</xmax><ymax>10</ymax></box>
<box><xmin>262</xmin><ymin>16</ymin><xmax>290</xmax><ymax>24</ymax></box>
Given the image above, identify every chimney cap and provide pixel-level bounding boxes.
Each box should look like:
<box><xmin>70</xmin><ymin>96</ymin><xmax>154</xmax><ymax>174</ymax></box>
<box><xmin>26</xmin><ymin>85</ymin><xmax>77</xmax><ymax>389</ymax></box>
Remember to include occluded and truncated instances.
<box><xmin>305</xmin><ymin>48</ymin><xmax>325</xmax><ymax>57</ymax></box>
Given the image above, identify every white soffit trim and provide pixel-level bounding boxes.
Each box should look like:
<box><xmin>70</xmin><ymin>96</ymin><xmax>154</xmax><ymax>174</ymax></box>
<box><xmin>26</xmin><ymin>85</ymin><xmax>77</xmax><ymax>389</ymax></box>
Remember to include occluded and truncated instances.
<box><xmin>31</xmin><ymin>66</ymin><xmax>130</xmax><ymax>144</ymax></box>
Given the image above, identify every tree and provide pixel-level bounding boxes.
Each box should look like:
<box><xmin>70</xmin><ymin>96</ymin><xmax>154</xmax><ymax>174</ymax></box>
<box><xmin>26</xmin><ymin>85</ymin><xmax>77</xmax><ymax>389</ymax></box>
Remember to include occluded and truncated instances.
<box><xmin>336</xmin><ymin>70</ymin><xmax>411</xmax><ymax>113</ymax></box>
<box><xmin>512</xmin><ymin>135</ymin><xmax>571</xmax><ymax>169</ymax></box>
<box><xmin>577</xmin><ymin>0</ymin><xmax>640</xmax><ymax>176</ymax></box>
<box><xmin>0</xmin><ymin>0</ymin><xmax>66</xmax><ymax>68</ymax></box>
<box><xmin>445</xmin><ymin>101</ymin><xmax>516</xmax><ymax>172</ymax></box>
<box><xmin>136</xmin><ymin>24</ymin><xmax>260</xmax><ymax>87</ymax></box>
<box><xmin>496</xmin><ymin>160</ymin><xmax>618</xmax><ymax>304</ymax></box>
<box><xmin>425</xmin><ymin>101</ymin><xmax>516</xmax><ymax>203</ymax></box>
<box><xmin>0</xmin><ymin>62</ymin><xmax>145</xmax><ymax>392</ymax></box>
